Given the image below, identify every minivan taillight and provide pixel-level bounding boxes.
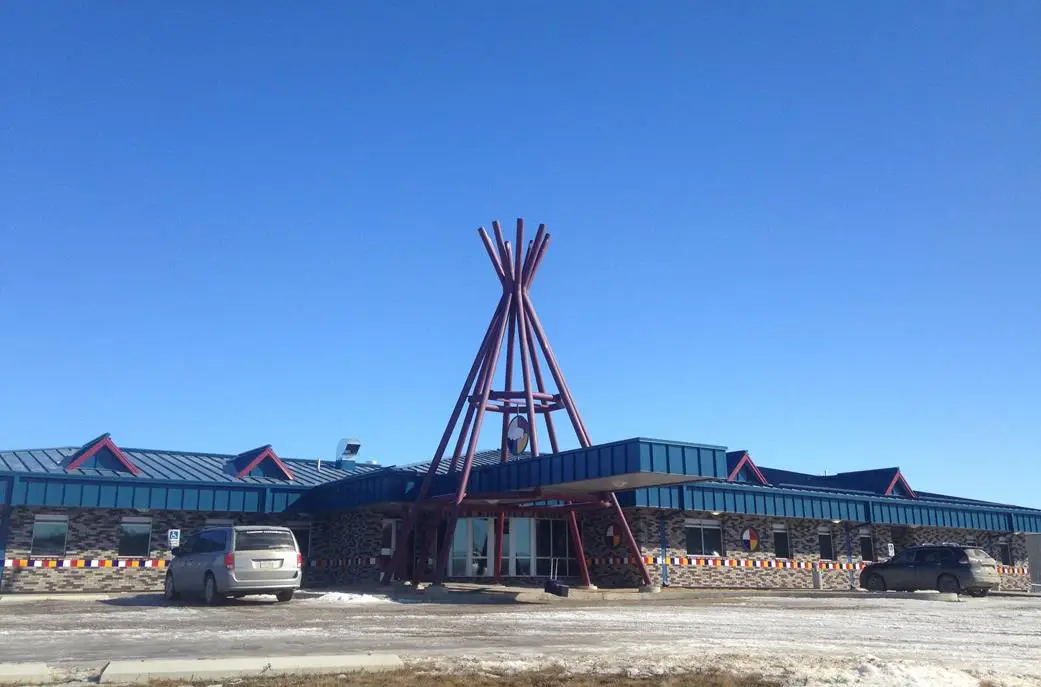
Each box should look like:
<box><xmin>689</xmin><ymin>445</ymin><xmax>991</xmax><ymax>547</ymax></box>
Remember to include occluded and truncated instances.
<box><xmin>224</xmin><ymin>552</ymin><xmax>235</xmax><ymax>570</ymax></box>
<box><xmin>296</xmin><ymin>552</ymin><xmax>303</xmax><ymax>569</ymax></box>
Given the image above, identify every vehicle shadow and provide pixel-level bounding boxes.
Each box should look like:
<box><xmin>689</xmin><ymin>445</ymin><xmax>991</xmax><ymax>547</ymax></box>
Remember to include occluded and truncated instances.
<box><xmin>98</xmin><ymin>593</ymin><xmax>284</xmax><ymax>608</ymax></box>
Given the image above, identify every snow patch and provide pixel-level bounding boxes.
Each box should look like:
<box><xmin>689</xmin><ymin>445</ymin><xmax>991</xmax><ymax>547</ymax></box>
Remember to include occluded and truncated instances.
<box><xmin>304</xmin><ymin>592</ymin><xmax>391</xmax><ymax>605</ymax></box>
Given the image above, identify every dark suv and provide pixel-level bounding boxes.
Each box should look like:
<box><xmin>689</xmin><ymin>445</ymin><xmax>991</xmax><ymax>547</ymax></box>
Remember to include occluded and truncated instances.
<box><xmin>859</xmin><ymin>545</ymin><xmax>1000</xmax><ymax>597</ymax></box>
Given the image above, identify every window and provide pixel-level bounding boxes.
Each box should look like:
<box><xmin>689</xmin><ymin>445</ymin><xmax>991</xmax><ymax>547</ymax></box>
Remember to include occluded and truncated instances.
<box><xmin>535</xmin><ymin>519</ymin><xmax>574</xmax><ymax>577</ymax></box>
<box><xmin>772</xmin><ymin>525</ymin><xmax>790</xmax><ymax>559</ymax></box>
<box><xmin>915</xmin><ymin>548</ymin><xmax>953</xmax><ymax>566</ymax></box>
<box><xmin>195</xmin><ymin>529</ymin><xmax>228</xmax><ymax>553</ymax></box>
<box><xmin>685</xmin><ymin>519</ymin><xmax>723</xmax><ymax>557</ymax></box>
<box><xmin>380</xmin><ymin>519</ymin><xmax>397</xmax><ymax>556</ymax></box>
<box><xmin>31</xmin><ymin>515</ymin><xmax>68</xmax><ymax>557</ymax></box>
<box><xmin>234</xmin><ymin>529</ymin><xmax>296</xmax><ymax>551</ymax></box>
<box><xmin>289</xmin><ymin>524</ymin><xmax>312</xmax><ymax>561</ymax></box>
<box><xmin>858</xmin><ymin>528</ymin><xmax>875</xmax><ymax>562</ymax></box>
<box><xmin>817</xmin><ymin>528</ymin><xmax>833</xmax><ymax>560</ymax></box>
<box><xmin>996</xmin><ymin>540</ymin><xmax>1012</xmax><ymax>566</ymax></box>
<box><xmin>118</xmin><ymin>517</ymin><xmax>152</xmax><ymax>558</ymax></box>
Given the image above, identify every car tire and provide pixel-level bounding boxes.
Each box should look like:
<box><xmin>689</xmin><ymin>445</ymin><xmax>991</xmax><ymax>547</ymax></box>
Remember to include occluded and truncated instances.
<box><xmin>937</xmin><ymin>574</ymin><xmax>960</xmax><ymax>594</ymax></box>
<box><xmin>864</xmin><ymin>574</ymin><xmax>886</xmax><ymax>592</ymax></box>
<box><xmin>276</xmin><ymin>590</ymin><xmax>295</xmax><ymax>603</ymax></box>
<box><xmin>967</xmin><ymin>588</ymin><xmax>990</xmax><ymax>598</ymax></box>
<box><xmin>163</xmin><ymin>574</ymin><xmax>179</xmax><ymax>602</ymax></box>
<box><xmin>203</xmin><ymin>573</ymin><xmax>223</xmax><ymax>606</ymax></box>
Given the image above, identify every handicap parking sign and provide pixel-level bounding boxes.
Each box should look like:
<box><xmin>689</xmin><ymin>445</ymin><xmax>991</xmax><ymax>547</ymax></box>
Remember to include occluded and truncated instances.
<box><xmin>168</xmin><ymin>529</ymin><xmax>181</xmax><ymax>548</ymax></box>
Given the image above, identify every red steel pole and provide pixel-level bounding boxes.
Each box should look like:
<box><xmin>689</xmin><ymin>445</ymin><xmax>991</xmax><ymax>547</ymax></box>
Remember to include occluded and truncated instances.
<box><xmin>433</xmin><ymin>292</ymin><xmax>513</xmax><ymax>584</ymax></box>
<box><xmin>390</xmin><ymin>294</ymin><xmax>508</xmax><ymax>581</ymax></box>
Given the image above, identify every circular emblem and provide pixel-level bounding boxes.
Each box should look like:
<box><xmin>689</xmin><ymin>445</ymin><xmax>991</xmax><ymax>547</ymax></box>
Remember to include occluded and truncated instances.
<box><xmin>741</xmin><ymin>527</ymin><xmax>759</xmax><ymax>552</ymax></box>
<box><xmin>506</xmin><ymin>416</ymin><xmax>530</xmax><ymax>456</ymax></box>
<box><xmin>605</xmin><ymin>524</ymin><xmax>621</xmax><ymax>548</ymax></box>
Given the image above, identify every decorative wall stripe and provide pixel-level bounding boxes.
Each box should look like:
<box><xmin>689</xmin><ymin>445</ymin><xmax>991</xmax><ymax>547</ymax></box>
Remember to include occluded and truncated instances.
<box><xmin>587</xmin><ymin>556</ymin><xmax>1030</xmax><ymax>575</ymax></box>
<box><xmin>2</xmin><ymin>558</ymin><xmax>167</xmax><ymax>569</ymax></box>
<box><xmin>306</xmin><ymin>557</ymin><xmax>379</xmax><ymax>568</ymax></box>
<box><xmin>1</xmin><ymin>557</ymin><xmax>1027</xmax><ymax>576</ymax></box>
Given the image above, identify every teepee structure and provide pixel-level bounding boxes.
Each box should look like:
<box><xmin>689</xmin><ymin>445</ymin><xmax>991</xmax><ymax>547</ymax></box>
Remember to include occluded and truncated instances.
<box><xmin>389</xmin><ymin>219</ymin><xmax>651</xmax><ymax>587</ymax></box>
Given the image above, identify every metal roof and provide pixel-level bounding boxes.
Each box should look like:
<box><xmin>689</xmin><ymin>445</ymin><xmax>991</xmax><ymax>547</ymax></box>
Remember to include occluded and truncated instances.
<box><xmin>0</xmin><ymin>445</ymin><xmax>380</xmax><ymax>487</ymax></box>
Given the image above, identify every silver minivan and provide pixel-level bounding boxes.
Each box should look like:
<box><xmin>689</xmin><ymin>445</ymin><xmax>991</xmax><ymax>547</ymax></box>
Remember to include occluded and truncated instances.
<box><xmin>164</xmin><ymin>526</ymin><xmax>302</xmax><ymax>605</ymax></box>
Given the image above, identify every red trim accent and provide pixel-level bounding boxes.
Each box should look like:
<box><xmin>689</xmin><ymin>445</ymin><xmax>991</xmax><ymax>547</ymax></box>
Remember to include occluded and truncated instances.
<box><xmin>727</xmin><ymin>452</ymin><xmax>768</xmax><ymax>485</ymax></box>
<box><xmin>235</xmin><ymin>446</ymin><xmax>295</xmax><ymax>480</ymax></box>
<box><xmin>884</xmin><ymin>470</ymin><xmax>916</xmax><ymax>498</ymax></box>
<box><xmin>65</xmin><ymin>434</ymin><xmax>140</xmax><ymax>475</ymax></box>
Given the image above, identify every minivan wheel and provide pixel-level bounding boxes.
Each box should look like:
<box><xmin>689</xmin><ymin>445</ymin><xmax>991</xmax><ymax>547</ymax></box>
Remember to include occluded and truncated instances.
<box><xmin>203</xmin><ymin>574</ymin><xmax>223</xmax><ymax>606</ymax></box>
<box><xmin>163</xmin><ymin>574</ymin><xmax>179</xmax><ymax>602</ymax></box>
<box><xmin>864</xmin><ymin>574</ymin><xmax>886</xmax><ymax>592</ymax></box>
<box><xmin>967</xmin><ymin>588</ymin><xmax>990</xmax><ymax>598</ymax></box>
<box><xmin>937</xmin><ymin>574</ymin><xmax>960</xmax><ymax>594</ymax></box>
<box><xmin>275</xmin><ymin>590</ymin><xmax>294</xmax><ymax>603</ymax></box>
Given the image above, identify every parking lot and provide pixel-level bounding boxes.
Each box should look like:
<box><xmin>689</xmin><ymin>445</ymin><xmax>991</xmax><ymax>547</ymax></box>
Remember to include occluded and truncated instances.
<box><xmin>0</xmin><ymin>592</ymin><xmax>1039</xmax><ymax>686</ymax></box>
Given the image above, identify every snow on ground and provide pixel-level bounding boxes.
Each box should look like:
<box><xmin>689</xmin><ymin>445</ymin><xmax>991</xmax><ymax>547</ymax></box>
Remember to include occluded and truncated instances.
<box><xmin>301</xmin><ymin>592</ymin><xmax>391</xmax><ymax>604</ymax></box>
<box><xmin>1</xmin><ymin>593</ymin><xmax>1039</xmax><ymax>685</ymax></box>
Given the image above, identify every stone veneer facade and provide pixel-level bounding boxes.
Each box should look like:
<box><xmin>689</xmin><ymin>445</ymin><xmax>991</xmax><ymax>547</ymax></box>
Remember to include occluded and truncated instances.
<box><xmin>0</xmin><ymin>506</ymin><xmax>331</xmax><ymax>594</ymax></box>
<box><xmin>579</xmin><ymin>508</ymin><xmax>1028</xmax><ymax>592</ymax></box>
<box><xmin>0</xmin><ymin>505</ymin><xmax>1031</xmax><ymax>593</ymax></box>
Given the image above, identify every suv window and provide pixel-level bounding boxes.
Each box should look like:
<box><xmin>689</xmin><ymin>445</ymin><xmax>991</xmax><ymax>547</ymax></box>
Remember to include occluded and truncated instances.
<box><xmin>915</xmin><ymin>548</ymin><xmax>953</xmax><ymax>565</ymax></box>
<box><xmin>965</xmin><ymin>548</ymin><xmax>996</xmax><ymax>563</ymax></box>
<box><xmin>234</xmin><ymin>530</ymin><xmax>296</xmax><ymax>552</ymax></box>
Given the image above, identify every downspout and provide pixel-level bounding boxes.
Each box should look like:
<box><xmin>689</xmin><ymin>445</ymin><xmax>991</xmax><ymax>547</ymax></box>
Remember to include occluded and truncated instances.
<box><xmin>659</xmin><ymin>518</ymin><xmax>669</xmax><ymax>587</ymax></box>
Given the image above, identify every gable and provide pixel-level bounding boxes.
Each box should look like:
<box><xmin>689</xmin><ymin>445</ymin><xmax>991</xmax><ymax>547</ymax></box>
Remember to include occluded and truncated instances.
<box><xmin>64</xmin><ymin>433</ymin><xmax>140</xmax><ymax>475</ymax></box>
<box><xmin>726</xmin><ymin>451</ymin><xmax>767</xmax><ymax>485</ymax></box>
<box><xmin>231</xmin><ymin>445</ymin><xmax>295</xmax><ymax>481</ymax></box>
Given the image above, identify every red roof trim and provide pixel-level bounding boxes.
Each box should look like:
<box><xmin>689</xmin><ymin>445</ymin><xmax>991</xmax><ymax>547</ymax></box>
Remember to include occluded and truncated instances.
<box><xmin>727</xmin><ymin>452</ymin><xmax>768</xmax><ymax>485</ymax></box>
<box><xmin>236</xmin><ymin>446</ymin><xmax>295</xmax><ymax>481</ymax></box>
<box><xmin>884</xmin><ymin>470</ymin><xmax>917</xmax><ymax>499</ymax></box>
<box><xmin>65</xmin><ymin>434</ymin><xmax>141</xmax><ymax>475</ymax></box>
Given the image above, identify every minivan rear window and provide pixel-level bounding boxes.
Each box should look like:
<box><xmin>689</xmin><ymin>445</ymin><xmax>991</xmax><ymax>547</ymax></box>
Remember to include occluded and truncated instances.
<box><xmin>234</xmin><ymin>530</ymin><xmax>296</xmax><ymax>551</ymax></box>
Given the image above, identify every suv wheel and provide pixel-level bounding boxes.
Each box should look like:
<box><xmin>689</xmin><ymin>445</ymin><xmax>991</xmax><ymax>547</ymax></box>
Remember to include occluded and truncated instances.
<box><xmin>203</xmin><ymin>573</ymin><xmax>223</xmax><ymax>606</ymax></box>
<box><xmin>864</xmin><ymin>574</ymin><xmax>886</xmax><ymax>592</ymax></box>
<box><xmin>276</xmin><ymin>590</ymin><xmax>294</xmax><ymax>603</ymax></box>
<box><xmin>163</xmin><ymin>574</ymin><xmax>179</xmax><ymax>602</ymax></box>
<box><xmin>937</xmin><ymin>574</ymin><xmax>960</xmax><ymax>594</ymax></box>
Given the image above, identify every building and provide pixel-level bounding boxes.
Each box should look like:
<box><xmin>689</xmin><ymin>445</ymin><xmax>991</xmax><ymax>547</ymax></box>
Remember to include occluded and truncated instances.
<box><xmin>3</xmin><ymin>221</ymin><xmax>1037</xmax><ymax>594</ymax></box>
<box><xmin>1</xmin><ymin>432</ymin><xmax>1038</xmax><ymax>594</ymax></box>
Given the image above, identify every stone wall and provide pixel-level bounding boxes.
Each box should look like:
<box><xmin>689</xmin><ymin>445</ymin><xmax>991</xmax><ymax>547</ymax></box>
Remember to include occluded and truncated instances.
<box><xmin>0</xmin><ymin>506</ymin><xmax>324</xmax><ymax>594</ymax></box>
<box><xmin>577</xmin><ymin>508</ymin><xmax>1028</xmax><ymax>591</ymax></box>
<box><xmin>304</xmin><ymin>508</ymin><xmax>385</xmax><ymax>586</ymax></box>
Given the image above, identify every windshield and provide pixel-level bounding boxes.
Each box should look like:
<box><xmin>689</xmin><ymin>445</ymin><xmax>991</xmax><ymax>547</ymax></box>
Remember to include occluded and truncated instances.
<box><xmin>234</xmin><ymin>530</ymin><xmax>296</xmax><ymax>551</ymax></box>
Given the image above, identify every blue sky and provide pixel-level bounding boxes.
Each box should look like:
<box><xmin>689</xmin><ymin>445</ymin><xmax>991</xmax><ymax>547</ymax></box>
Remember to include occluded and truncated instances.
<box><xmin>2</xmin><ymin>2</ymin><xmax>1039</xmax><ymax>507</ymax></box>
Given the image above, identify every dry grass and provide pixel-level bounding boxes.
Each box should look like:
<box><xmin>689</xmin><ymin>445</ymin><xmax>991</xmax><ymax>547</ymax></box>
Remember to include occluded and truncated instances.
<box><xmin>172</xmin><ymin>668</ymin><xmax>782</xmax><ymax>687</ymax></box>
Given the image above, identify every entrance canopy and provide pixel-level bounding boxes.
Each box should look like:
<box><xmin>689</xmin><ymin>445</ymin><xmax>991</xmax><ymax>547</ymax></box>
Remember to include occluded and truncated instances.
<box><xmin>305</xmin><ymin>438</ymin><xmax>728</xmax><ymax>512</ymax></box>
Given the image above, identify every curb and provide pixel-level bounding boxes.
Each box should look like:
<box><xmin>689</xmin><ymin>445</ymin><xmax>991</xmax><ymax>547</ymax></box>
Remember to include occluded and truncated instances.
<box><xmin>0</xmin><ymin>663</ymin><xmax>51</xmax><ymax>685</ymax></box>
<box><xmin>98</xmin><ymin>654</ymin><xmax>404</xmax><ymax>684</ymax></box>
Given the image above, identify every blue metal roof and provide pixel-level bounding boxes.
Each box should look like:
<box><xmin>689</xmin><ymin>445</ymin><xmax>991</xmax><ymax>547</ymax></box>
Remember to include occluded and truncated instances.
<box><xmin>758</xmin><ymin>465</ymin><xmax>907</xmax><ymax>496</ymax></box>
<box><xmin>0</xmin><ymin>445</ymin><xmax>379</xmax><ymax>487</ymax></box>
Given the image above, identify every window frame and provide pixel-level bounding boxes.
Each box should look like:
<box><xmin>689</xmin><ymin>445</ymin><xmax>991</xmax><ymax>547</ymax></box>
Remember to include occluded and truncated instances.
<box><xmin>817</xmin><ymin>527</ymin><xmax>834</xmax><ymax>561</ymax></box>
<box><xmin>30</xmin><ymin>514</ymin><xmax>69</xmax><ymax>558</ymax></box>
<box><xmin>117</xmin><ymin>516</ymin><xmax>153</xmax><ymax>558</ymax></box>
<box><xmin>684</xmin><ymin>518</ymin><xmax>724</xmax><ymax>557</ymax></box>
<box><xmin>772</xmin><ymin>524</ymin><xmax>791</xmax><ymax>559</ymax></box>
<box><xmin>996</xmin><ymin>539</ymin><xmax>1013</xmax><ymax>566</ymax></box>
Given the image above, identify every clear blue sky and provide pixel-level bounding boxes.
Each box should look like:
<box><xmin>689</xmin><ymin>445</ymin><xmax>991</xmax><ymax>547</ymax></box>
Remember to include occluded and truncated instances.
<box><xmin>2</xmin><ymin>2</ymin><xmax>1039</xmax><ymax>507</ymax></box>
